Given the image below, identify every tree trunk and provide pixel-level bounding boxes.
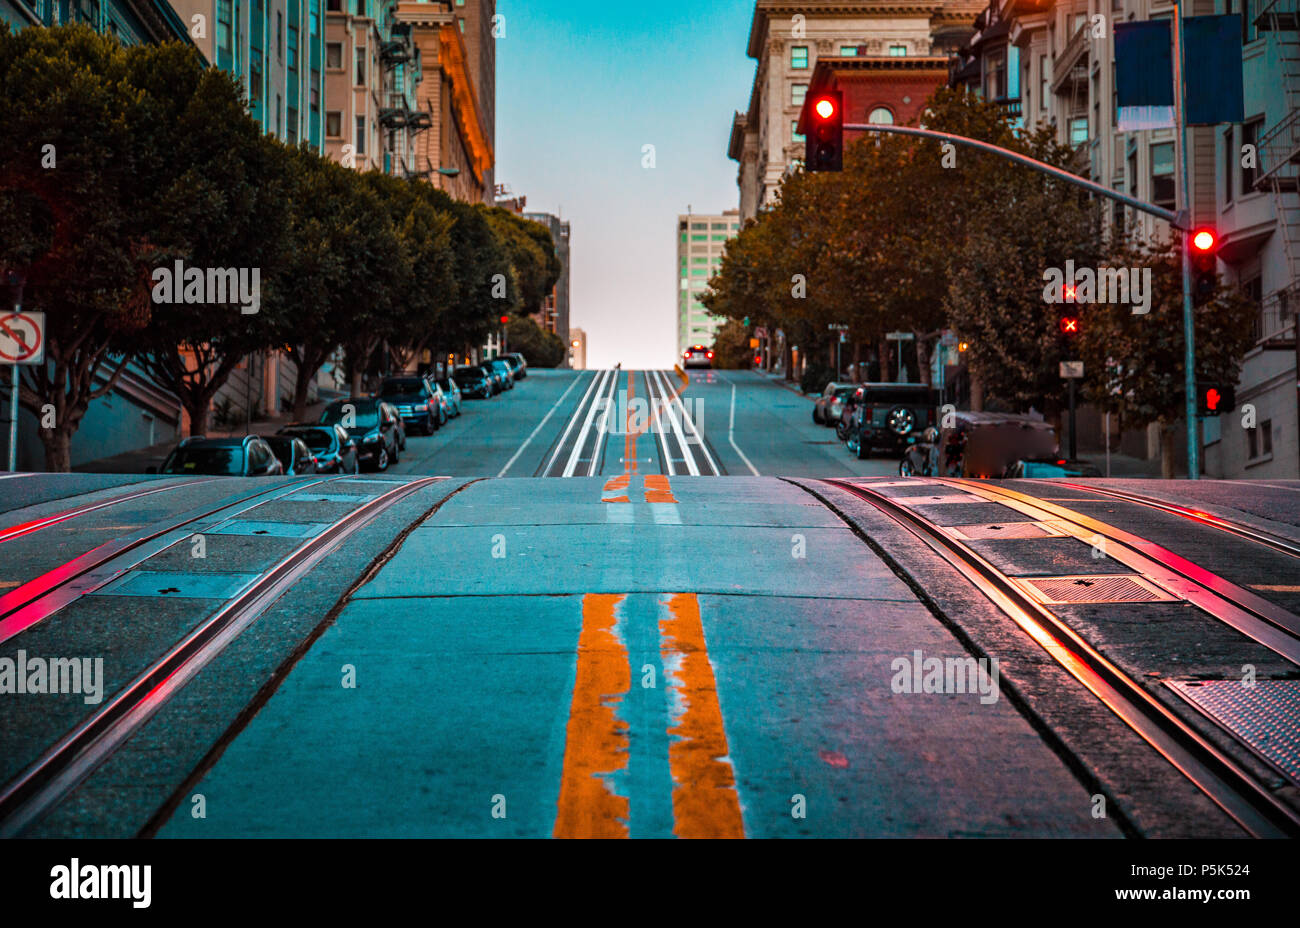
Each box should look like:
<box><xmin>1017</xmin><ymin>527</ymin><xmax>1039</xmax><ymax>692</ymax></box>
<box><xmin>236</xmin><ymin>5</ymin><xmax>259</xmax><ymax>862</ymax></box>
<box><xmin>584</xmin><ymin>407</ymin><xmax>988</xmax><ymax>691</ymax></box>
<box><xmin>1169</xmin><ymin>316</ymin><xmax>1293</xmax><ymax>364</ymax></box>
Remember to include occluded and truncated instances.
<box><xmin>38</xmin><ymin>426</ymin><xmax>73</xmax><ymax>473</ymax></box>
<box><xmin>292</xmin><ymin>356</ymin><xmax>316</xmax><ymax>422</ymax></box>
<box><xmin>350</xmin><ymin>368</ymin><xmax>364</xmax><ymax>399</ymax></box>
<box><xmin>1160</xmin><ymin>422</ymin><xmax>1176</xmax><ymax>478</ymax></box>
<box><xmin>186</xmin><ymin>392</ymin><xmax>214</xmax><ymax>437</ymax></box>
<box><xmin>970</xmin><ymin>371</ymin><xmax>985</xmax><ymax>412</ymax></box>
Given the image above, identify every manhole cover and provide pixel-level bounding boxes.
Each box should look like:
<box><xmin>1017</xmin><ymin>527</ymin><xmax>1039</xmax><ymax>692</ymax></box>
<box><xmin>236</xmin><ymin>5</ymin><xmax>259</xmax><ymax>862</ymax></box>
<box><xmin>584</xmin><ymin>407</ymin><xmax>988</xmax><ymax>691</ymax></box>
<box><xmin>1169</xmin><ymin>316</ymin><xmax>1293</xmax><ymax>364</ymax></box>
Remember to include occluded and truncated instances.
<box><xmin>1012</xmin><ymin>574</ymin><xmax>1179</xmax><ymax>604</ymax></box>
<box><xmin>1167</xmin><ymin>679</ymin><xmax>1300</xmax><ymax>784</ymax></box>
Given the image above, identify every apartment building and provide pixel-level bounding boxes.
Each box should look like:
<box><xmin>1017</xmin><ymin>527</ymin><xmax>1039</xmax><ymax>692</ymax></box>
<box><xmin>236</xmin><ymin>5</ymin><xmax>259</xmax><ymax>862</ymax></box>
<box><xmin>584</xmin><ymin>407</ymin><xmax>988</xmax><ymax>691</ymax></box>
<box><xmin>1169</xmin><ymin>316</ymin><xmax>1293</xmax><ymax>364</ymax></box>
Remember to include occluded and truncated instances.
<box><xmin>952</xmin><ymin>0</ymin><xmax>1297</xmax><ymax>477</ymax></box>
<box><xmin>523</xmin><ymin>211</ymin><xmax>571</xmax><ymax>349</ymax></box>
<box><xmin>393</xmin><ymin>0</ymin><xmax>493</xmax><ymax>201</ymax></box>
<box><xmin>678</xmin><ymin>209</ymin><xmax>742</xmax><ymax>356</ymax></box>
<box><xmin>453</xmin><ymin>0</ymin><xmax>496</xmax><ymax>202</ymax></box>
<box><xmin>729</xmin><ymin>0</ymin><xmax>981</xmax><ymax>220</ymax></box>
<box><xmin>568</xmin><ymin>327</ymin><xmax>587</xmax><ymax>370</ymax></box>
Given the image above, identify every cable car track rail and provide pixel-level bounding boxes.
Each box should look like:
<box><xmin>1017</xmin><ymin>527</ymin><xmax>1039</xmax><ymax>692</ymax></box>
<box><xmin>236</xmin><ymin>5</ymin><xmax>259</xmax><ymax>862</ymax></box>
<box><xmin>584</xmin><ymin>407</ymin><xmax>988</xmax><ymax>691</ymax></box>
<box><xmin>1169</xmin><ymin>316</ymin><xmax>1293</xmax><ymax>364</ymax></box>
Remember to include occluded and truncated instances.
<box><xmin>0</xmin><ymin>475</ymin><xmax>446</xmax><ymax>837</ymax></box>
<box><xmin>821</xmin><ymin>477</ymin><xmax>1300</xmax><ymax>839</ymax></box>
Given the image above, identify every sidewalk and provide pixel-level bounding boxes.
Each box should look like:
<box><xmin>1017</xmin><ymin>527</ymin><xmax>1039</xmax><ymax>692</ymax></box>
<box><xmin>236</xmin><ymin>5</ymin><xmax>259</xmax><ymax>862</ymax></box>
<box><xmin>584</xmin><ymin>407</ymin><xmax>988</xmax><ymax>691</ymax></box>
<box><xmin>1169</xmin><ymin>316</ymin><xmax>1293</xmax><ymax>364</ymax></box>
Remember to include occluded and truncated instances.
<box><xmin>73</xmin><ymin>398</ymin><xmax>331</xmax><ymax>475</ymax></box>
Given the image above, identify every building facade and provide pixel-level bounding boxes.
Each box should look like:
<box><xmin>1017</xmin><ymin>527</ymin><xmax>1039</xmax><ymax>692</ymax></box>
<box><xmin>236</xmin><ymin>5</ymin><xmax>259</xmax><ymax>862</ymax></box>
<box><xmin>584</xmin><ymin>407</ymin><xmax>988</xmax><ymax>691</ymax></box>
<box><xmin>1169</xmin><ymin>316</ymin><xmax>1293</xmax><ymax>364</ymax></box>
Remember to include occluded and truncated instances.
<box><xmin>568</xmin><ymin>326</ymin><xmax>587</xmax><ymax>370</ymax></box>
<box><xmin>393</xmin><ymin>0</ymin><xmax>492</xmax><ymax>201</ymax></box>
<box><xmin>951</xmin><ymin>0</ymin><xmax>1297</xmax><ymax>477</ymax></box>
<box><xmin>678</xmin><ymin>209</ymin><xmax>742</xmax><ymax>356</ymax></box>
<box><xmin>1</xmin><ymin>0</ymin><xmax>192</xmax><ymax>43</ymax></box>
<box><xmin>729</xmin><ymin>0</ymin><xmax>981</xmax><ymax>220</ymax></box>
<box><xmin>523</xmin><ymin>211</ymin><xmax>571</xmax><ymax>351</ymax></box>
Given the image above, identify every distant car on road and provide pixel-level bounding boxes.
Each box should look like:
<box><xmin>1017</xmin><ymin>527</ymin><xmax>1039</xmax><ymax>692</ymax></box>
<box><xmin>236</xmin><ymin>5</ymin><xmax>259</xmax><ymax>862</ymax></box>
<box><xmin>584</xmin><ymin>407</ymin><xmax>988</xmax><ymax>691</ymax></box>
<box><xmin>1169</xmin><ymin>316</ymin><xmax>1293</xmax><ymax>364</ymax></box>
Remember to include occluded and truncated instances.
<box><xmin>1004</xmin><ymin>457</ymin><xmax>1103</xmax><ymax>478</ymax></box>
<box><xmin>847</xmin><ymin>383</ymin><xmax>940</xmax><ymax>460</ymax></box>
<box><xmin>263</xmin><ymin>435</ymin><xmax>319</xmax><ymax>475</ymax></box>
<box><xmin>453</xmin><ymin>365</ymin><xmax>493</xmax><ymax>399</ymax></box>
<box><xmin>812</xmin><ymin>382</ymin><xmax>853</xmax><ymax>425</ymax></box>
<box><xmin>278</xmin><ymin>424</ymin><xmax>359</xmax><ymax>474</ymax></box>
<box><xmin>318</xmin><ymin>398</ymin><xmax>401</xmax><ymax>471</ymax></box>
<box><xmin>485</xmin><ymin>359</ymin><xmax>515</xmax><ymax>391</ymax></box>
<box><xmin>378</xmin><ymin>375</ymin><xmax>444</xmax><ymax>435</ymax></box>
<box><xmin>683</xmin><ymin>345</ymin><xmax>713</xmax><ymax>369</ymax></box>
<box><xmin>156</xmin><ymin>435</ymin><xmax>284</xmax><ymax>477</ymax></box>
<box><xmin>506</xmin><ymin>353</ymin><xmax>528</xmax><ymax>379</ymax></box>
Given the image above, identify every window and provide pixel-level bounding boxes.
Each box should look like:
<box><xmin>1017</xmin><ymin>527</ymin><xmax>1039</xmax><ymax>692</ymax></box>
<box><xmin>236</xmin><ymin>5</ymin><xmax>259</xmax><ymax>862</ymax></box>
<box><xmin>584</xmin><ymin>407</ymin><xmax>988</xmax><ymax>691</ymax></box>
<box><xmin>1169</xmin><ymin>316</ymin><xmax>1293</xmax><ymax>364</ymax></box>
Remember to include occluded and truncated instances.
<box><xmin>1151</xmin><ymin>141</ymin><xmax>1175</xmax><ymax>209</ymax></box>
<box><xmin>1241</xmin><ymin>118</ymin><xmax>1263</xmax><ymax>193</ymax></box>
<box><xmin>1068</xmin><ymin>115</ymin><xmax>1088</xmax><ymax>146</ymax></box>
<box><xmin>1127</xmin><ymin>148</ymin><xmax>1138</xmax><ymax>194</ymax></box>
<box><xmin>217</xmin><ymin>0</ymin><xmax>232</xmax><ymax>53</ymax></box>
<box><xmin>326</xmin><ymin>112</ymin><xmax>341</xmax><ymax>136</ymax></box>
<box><xmin>691</xmin><ymin>222</ymin><xmax>706</xmax><ymax>230</ymax></box>
<box><xmin>459</xmin><ymin>18</ymin><xmax>465</xmax><ymax>31</ymax></box>
<box><xmin>1224</xmin><ymin>127</ymin><xmax>1234</xmax><ymax>204</ymax></box>
<box><xmin>712</xmin><ymin>234</ymin><xmax>728</xmax><ymax>241</ymax></box>
<box><xmin>888</xmin><ymin>44</ymin><xmax>906</xmax><ymax>57</ymax></box>
<box><xmin>309</xmin><ymin>0</ymin><xmax>319</xmax><ymax>35</ymax></box>
<box><xmin>354</xmin><ymin>0</ymin><xmax>364</xmax><ymax>15</ymax></box>
<box><xmin>792</xmin><ymin>121</ymin><xmax>804</xmax><ymax>143</ymax></box>
<box><xmin>356</xmin><ymin>47</ymin><xmax>366</xmax><ymax>85</ymax></box>
<box><xmin>840</xmin><ymin>46</ymin><xmax>858</xmax><ymax>56</ymax></box>
<box><xmin>276</xmin><ymin>11</ymin><xmax>283</xmax><ymax>61</ymax></box>
<box><xmin>868</xmin><ymin>107</ymin><xmax>894</xmax><ymax>125</ymax></box>
<box><xmin>791</xmin><ymin>83</ymin><xmax>807</xmax><ymax>106</ymax></box>
<box><xmin>1039</xmin><ymin>55</ymin><xmax>1050</xmax><ymax>111</ymax></box>
<box><xmin>711</xmin><ymin>223</ymin><xmax>727</xmax><ymax>230</ymax></box>
<box><xmin>356</xmin><ymin>115</ymin><xmax>366</xmax><ymax>154</ymax></box>
<box><xmin>288</xmin><ymin>24</ymin><xmax>298</xmax><ymax>69</ymax></box>
<box><xmin>791</xmin><ymin>46</ymin><xmax>808</xmax><ymax>69</ymax></box>
<box><xmin>986</xmin><ymin>48</ymin><xmax>1006</xmax><ymax>100</ymax></box>
<box><xmin>326</xmin><ymin>0</ymin><xmax>339</xmax><ymax>9</ymax></box>
<box><xmin>310</xmin><ymin>69</ymin><xmax>320</xmax><ymax>109</ymax></box>
<box><xmin>326</xmin><ymin>42</ymin><xmax>342</xmax><ymax>68</ymax></box>
<box><xmin>1247</xmin><ymin>420</ymin><xmax>1273</xmax><ymax>460</ymax></box>
<box><xmin>691</xmin><ymin>234</ymin><xmax>706</xmax><ymax>241</ymax></box>
<box><xmin>288</xmin><ymin>106</ymin><xmax>298</xmax><ymax>144</ymax></box>
<box><xmin>692</xmin><ymin>256</ymin><xmax>707</xmax><ymax>264</ymax></box>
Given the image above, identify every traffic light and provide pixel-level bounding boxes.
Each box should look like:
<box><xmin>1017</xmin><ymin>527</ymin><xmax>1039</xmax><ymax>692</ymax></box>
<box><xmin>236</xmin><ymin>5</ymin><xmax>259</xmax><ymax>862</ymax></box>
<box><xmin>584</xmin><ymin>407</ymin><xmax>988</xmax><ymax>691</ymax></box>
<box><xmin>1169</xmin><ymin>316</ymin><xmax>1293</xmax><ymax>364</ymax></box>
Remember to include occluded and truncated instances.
<box><xmin>805</xmin><ymin>91</ymin><xmax>843</xmax><ymax>173</ymax></box>
<box><xmin>1190</xmin><ymin>228</ymin><xmax>1218</xmax><ymax>306</ymax></box>
<box><xmin>1057</xmin><ymin>311</ymin><xmax>1081</xmax><ymax>338</ymax></box>
<box><xmin>499</xmin><ymin>315</ymin><xmax>510</xmax><ymax>325</ymax></box>
<box><xmin>1196</xmin><ymin>382</ymin><xmax>1235</xmax><ymax>416</ymax></box>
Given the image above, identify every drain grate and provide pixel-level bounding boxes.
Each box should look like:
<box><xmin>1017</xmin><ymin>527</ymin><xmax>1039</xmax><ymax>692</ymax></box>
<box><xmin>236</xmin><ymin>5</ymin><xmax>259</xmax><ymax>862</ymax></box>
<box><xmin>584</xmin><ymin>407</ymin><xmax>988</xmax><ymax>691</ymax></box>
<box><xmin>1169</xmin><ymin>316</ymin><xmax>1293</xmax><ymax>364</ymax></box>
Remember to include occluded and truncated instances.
<box><xmin>1167</xmin><ymin>679</ymin><xmax>1300</xmax><ymax>784</ymax></box>
<box><xmin>211</xmin><ymin>520</ymin><xmax>331</xmax><ymax>538</ymax></box>
<box><xmin>948</xmin><ymin>522</ymin><xmax>1065</xmax><ymax>540</ymax></box>
<box><xmin>1012</xmin><ymin>574</ymin><xmax>1179</xmax><ymax>604</ymax></box>
<box><xmin>95</xmin><ymin>570</ymin><xmax>262</xmax><ymax>600</ymax></box>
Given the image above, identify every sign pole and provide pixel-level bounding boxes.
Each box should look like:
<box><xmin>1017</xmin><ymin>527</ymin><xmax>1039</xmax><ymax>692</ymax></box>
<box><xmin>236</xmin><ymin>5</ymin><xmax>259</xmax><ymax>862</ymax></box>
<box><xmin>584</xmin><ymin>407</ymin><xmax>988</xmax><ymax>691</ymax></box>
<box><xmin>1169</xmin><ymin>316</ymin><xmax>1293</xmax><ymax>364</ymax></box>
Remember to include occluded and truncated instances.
<box><xmin>1172</xmin><ymin>3</ymin><xmax>1199</xmax><ymax>479</ymax></box>
<box><xmin>1068</xmin><ymin>376</ymin><xmax>1078</xmax><ymax>461</ymax></box>
<box><xmin>7</xmin><ymin>280</ymin><xmax>19</xmax><ymax>472</ymax></box>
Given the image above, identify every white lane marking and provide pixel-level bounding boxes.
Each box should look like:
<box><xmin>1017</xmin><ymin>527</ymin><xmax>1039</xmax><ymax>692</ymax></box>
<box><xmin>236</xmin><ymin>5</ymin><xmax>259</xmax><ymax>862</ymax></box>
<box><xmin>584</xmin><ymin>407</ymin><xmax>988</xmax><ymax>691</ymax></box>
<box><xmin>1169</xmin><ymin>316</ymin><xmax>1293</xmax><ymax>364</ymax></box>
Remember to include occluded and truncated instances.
<box><xmin>0</xmin><ymin>473</ymin><xmax>34</xmax><ymax>481</ymax></box>
<box><xmin>644</xmin><ymin>370</ymin><xmax>676</xmax><ymax>476</ymax></box>
<box><xmin>564</xmin><ymin>369</ymin><xmax>613</xmax><ymax>477</ymax></box>
<box><xmin>586</xmin><ymin>369</ymin><xmax>621</xmax><ymax>477</ymax></box>
<box><xmin>658</xmin><ymin>369</ymin><xmax>718</xmax><ymax>476</ymax></box>
<box><xmin>728</xmin><ymin>383</ymin><xmax>760</xmax><ymax>476</ymax></box>
<box><xmin>649</xmin><ymin>504</ymin><xmax>681</xmax><ymax>525</ymax></box>
<box><xmin>651</xmin><ymin>370</ymin><xmax>697</xmax><ymax>476</ymax></box>
<box><xmin>498</xmin><ymin>373</ymin><xmax>585</xmax><ymax>478</ymax></box>
<box><xmin>544</xmin><ymin>371</ymin><xmax>603</xmax><ymax>477</ymax></box>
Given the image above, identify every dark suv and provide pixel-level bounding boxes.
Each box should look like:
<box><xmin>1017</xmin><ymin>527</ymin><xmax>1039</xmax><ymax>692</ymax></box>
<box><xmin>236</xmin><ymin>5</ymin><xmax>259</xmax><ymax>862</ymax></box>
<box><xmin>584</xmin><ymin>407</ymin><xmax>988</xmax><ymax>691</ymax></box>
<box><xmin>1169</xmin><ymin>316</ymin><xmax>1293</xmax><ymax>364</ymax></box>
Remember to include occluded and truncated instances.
<box><xmin>157</xmin><ymin>435</ymin><xmax>284</xmax><ymax>477</ymax></box>
<box><xmin>847</xmin><ymin>383</ymin><xmax>940</xmax><ymax>459</ymax></box>
<box><xmin>378</xmin><ymin>375</ymin><xmax>444</xmax><ymax>435</ymax></box>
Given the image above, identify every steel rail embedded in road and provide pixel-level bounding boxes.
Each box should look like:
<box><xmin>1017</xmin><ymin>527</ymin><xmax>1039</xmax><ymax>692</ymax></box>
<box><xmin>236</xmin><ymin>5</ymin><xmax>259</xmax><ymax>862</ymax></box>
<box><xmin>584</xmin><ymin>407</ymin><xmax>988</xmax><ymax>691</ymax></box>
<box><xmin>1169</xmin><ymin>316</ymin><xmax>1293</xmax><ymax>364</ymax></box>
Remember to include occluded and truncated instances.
<box><xmin>0</xmin><ymin>475</ymin><xmax>447</xmax><ymax>836</ymax></box>
<box><xmin>942</xmin><ymin>479</ymin><xmax>1300</xmax><ymax>665</ymax></box>
<box><xmin>0</xmin><ymin>478</ymin><xmax>216</xmax><ymax>546</ymax></box>
<box><xmin>659</xmin><ymin>370</ymin><xmax>721</xmax><ymax>476</ymax></box>
<box><xmin>821</xmin><ymin>478</ymin><xmax>1300</xmax><ymax>839</ymax></box>
<box><xmin>0</xmin><ymin>475</ymin><xmax>341</xmax><ymax>646</ymax></box>
<box><xmin>542</xmin><ymin>369</ymin><xmax>604</xmax><ymax>477</ymax></box>
<box><xmin>1041</xmin><ymin>480</ymin><xmax>1300</xmax><ymax>560</ymax></box>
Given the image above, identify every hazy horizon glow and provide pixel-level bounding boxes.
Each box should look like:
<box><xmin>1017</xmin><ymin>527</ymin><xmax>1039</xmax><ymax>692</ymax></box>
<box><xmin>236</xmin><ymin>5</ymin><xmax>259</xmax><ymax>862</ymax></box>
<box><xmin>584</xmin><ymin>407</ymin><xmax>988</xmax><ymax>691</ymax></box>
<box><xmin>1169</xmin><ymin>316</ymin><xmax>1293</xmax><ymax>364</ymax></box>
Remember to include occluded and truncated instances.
<box><xmin>495</xmin><ymin>1</ymin><xmax>755</xmax><ymax>369</ymax></box>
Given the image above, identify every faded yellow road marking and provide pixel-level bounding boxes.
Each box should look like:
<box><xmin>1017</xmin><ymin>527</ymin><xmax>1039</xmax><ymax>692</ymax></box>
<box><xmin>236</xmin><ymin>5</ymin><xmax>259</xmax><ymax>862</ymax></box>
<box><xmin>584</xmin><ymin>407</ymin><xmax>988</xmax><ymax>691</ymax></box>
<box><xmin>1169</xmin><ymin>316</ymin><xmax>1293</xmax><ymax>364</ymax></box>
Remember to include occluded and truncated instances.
<box><xmin>660</xmin><ymin>592</ymin><xmax>745</xmax><ymax>838</ymax></box>
<box><xmin>644</xmin><ymin>474</ymin><xmax>677</xmax><ymax>504</ymax></box>
<box><xmin>602</xmin><ymin>474</ymin><xmax>631</xmax><ymax>503</ymax></box>
<box><xmin>554</xmin><ymin>593</ymin><xmax>631</xmax><ymax>838</ymax></box>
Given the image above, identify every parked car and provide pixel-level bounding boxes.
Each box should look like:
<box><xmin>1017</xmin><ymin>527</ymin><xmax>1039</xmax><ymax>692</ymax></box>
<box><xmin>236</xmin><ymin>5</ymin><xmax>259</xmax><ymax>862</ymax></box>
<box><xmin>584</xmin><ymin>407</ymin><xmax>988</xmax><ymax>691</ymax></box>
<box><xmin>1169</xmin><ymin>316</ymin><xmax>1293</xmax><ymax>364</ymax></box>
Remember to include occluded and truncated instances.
<box><xmin>506</xmin><ymin>352</ymin><xmax>528</xmax><ymax>379</ymax></box>
<box><xmin>1004</xmin><ymin>456</ymin><xmax>1103</xmax><ymax>478</ymax></box>
<box><xmin>278</xmin><ymin>423</ymin><xmax>359</xmax><ymax>474</ymax></box>
<box><xmin>318</xmin><ymin>398</ymin><xmax>401</xmax><ymax>471</ymax></box>
<box><xmin>683</xmin><ymin>345</ymin><xmax>713</xmax><ymax>369</ymax></box>
<box><xmin>381</xmin><ymin>400</ymin><xmax>407</xmax><ymax>452</ymax></box>
<box><xmin>156</xmin><ymin>435</ymin><xmax>284</xmax><ymax>477</ymax></box>
<box><xmin>500</xmin><ymin>356</ymin><xmax>524</xmax><ymax>381</ymax></box>
<box><xmin>476</xmin><ymin>361</ymin><xmax>506</xmax><ymax>394</ymax></box>
<box><xmin>846</xmin><ymin>383</ymin><xmax>941</xmax><ymax>460</ymax></box>
<box><xmin>436</xmin><ymin>376</ymin><xmax>463</xmax><ymax>417</ymax></box>
<box><xmin>453</xmin><ymin>365</ymin><xmax>493</xmax><ymax>399</ymax></box>
<box><xmin>263</xmin><ymin>435</ymin><xmax>319</xmax><ymax>475</ymax></box>
<box><xmin>812</xmin><ymin>382</ymin><xmax>853</xmax><ymax>425</ymax></box>
<box><xmin>489</xmin><ymin>359</ymin><xmax>516</xmax><ymax>390</ymax></box>
<box><xmin>378</xmin><ymin>375</ymin><xmax>445</xmax><ymax>435</ymax></box>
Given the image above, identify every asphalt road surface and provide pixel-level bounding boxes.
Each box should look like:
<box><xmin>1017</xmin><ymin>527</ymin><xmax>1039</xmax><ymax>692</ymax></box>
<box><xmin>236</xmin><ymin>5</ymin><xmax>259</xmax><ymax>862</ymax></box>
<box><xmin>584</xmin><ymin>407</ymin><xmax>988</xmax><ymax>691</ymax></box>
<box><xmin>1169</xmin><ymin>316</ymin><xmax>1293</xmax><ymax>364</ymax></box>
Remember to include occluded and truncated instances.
<box><xmin>1</xmin><ymin>368</ymin><xmax>1298</xmax><ymax>838</ymax></box>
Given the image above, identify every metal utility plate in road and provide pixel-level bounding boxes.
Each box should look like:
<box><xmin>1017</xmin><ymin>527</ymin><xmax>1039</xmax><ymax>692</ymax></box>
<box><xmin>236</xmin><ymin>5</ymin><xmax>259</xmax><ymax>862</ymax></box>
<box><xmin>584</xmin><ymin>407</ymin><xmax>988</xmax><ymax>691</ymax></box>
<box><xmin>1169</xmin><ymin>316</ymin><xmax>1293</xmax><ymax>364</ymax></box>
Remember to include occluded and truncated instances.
<box><xmin>1167</xmin><ymin>679</ymin><xmax>1300</xmax><ymax>785</ymax></box>
<box><xmin>210</xmin><ymin>520</ymin><xmax>333</xmax><ymax>538</ymax></box>
<box><xmin>94</xmin><ymin>570</ymin><xmax>263</xmax><ymax>600</ymax></box>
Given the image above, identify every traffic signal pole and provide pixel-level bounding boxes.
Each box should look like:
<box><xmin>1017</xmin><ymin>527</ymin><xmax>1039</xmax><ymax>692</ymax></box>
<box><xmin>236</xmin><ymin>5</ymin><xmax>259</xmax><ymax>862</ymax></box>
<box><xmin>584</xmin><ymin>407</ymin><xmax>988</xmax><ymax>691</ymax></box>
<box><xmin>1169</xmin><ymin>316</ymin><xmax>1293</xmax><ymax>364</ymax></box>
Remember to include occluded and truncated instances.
<box><xmin>1173</xmin><ymin>3</ymin><xmax>1200</xmax><ymax>479</ymax></box>
<box><xmin>844</xmin><ymin>121</ymin><xmax>1201</xmax><ymax>476</ymax></box>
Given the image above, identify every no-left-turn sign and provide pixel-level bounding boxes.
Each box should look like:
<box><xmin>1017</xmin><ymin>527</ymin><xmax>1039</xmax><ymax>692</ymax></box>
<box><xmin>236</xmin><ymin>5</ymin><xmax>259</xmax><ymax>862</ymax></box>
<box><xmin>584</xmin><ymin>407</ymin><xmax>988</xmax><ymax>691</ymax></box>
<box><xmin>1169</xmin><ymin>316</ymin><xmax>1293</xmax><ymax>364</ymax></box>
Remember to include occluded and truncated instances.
<box><xmin>0</xmin><ymin>312</ymin><xmax>45</xmax><ymax>365</ymax></box>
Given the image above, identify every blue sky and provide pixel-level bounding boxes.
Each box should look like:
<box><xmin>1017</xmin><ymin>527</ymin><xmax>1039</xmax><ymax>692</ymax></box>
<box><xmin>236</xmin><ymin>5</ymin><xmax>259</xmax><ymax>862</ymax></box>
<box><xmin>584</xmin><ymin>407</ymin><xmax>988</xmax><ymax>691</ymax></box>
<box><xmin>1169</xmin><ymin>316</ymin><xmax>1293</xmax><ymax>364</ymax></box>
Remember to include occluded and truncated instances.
<box><xmin>496</xmin><ymin>0</ymin><xmax>757</xmax><ymax>369</ymax></box>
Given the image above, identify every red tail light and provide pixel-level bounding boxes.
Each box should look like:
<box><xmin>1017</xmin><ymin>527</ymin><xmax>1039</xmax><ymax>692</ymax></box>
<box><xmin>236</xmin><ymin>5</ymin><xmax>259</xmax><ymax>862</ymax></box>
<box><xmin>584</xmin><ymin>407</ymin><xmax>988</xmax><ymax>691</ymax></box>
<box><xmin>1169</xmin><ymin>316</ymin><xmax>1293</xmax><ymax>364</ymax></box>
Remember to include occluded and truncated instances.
<box><xmin>706</xmin><ymin>351</ymin><xmax>714</xmax><ymax>359</ymax></box>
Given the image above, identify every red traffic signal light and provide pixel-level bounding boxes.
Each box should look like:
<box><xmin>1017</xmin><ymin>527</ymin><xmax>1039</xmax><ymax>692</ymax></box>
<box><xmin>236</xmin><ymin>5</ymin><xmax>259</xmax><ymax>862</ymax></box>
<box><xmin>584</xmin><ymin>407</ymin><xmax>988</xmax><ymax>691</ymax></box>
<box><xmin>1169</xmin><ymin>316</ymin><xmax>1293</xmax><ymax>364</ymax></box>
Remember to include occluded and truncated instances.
<box><xmin>1189</xmin><ymin>228</ymin><xmax>1218</xmax><ymax>305</ymax></box>
<box><xmin>1191</xmin><ymin>229</ymin><xmax>1216</xmax><ymax>252</ymax></box>
<box><xmin>1195</xmin><ymin>381</ymin><xmax>1234</xmax><ymax>416</ymax></box>
<box><xmin>499</xmin><ymin>315</ymin><xmax>510</xmax><ymax>325</ymax></box>
<box><xmin>804</xmin><ymin>90</ymin><xmax>843</xmax><ymax>173</ymax></box>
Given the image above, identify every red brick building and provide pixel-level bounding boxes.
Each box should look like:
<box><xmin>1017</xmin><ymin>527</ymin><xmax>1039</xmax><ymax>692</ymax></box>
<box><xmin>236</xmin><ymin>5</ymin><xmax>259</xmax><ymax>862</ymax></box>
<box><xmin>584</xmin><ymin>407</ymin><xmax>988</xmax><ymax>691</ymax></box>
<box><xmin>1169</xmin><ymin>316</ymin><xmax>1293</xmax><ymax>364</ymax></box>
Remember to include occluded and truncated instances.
<box><xmin>798</xmin><ymin>55</ymin><xmax>951</xmax><ymax>140</ymax></box>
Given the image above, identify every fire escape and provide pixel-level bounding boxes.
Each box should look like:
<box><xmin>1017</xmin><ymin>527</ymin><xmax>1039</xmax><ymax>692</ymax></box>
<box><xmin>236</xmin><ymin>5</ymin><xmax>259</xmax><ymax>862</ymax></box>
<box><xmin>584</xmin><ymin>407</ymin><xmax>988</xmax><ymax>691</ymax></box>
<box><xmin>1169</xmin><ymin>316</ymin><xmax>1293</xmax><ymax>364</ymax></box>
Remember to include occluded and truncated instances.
<box><xmin>378</xmin><ymin>22</ymin><xmax>432</xmax><ymax>176</ymax></box>
<box><xmin>1252</xmin><ymin>0</ymin><xmax>1300</xmax><ymax>350</ymax></box>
